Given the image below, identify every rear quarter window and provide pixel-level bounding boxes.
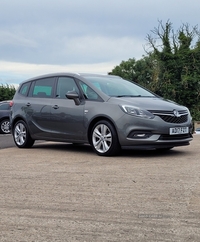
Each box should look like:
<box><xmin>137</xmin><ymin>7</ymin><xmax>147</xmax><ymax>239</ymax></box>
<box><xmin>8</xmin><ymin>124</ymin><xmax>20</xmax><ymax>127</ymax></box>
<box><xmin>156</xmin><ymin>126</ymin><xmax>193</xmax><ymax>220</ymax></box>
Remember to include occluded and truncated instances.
<box><xmin>18</xmin><ymin>82</ymin><xmax>31</xmax><ymax>96</ymax></box>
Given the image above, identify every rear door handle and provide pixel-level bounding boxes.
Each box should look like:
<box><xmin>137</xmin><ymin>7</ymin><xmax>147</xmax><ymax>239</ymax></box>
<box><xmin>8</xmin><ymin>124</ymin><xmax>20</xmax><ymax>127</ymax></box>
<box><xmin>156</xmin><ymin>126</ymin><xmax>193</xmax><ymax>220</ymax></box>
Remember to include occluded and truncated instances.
<box><xmin>52</xmin><ymin>105</ymin><xmax>59</xmax><ymax>109</ymax></box>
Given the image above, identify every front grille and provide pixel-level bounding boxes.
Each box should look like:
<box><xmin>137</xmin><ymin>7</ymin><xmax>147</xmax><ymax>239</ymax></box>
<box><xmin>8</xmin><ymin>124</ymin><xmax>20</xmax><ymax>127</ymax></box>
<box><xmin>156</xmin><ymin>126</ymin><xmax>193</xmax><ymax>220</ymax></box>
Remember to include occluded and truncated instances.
<box><xmin>149</xmin><ymin>110</ymin><xmax>188</xmax><ymax>124</ymax></box>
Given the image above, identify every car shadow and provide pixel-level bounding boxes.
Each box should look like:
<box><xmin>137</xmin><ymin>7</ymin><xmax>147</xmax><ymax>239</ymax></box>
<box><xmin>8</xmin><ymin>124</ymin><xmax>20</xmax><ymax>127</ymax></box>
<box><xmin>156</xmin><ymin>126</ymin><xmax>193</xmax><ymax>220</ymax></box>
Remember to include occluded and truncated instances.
<box><xmin>121</xmin><ymin>148</ymin><xmax>188</xmax><ymax>158</ymax></box>
<box><xmin>32</xmin><ymin>141</ymin><xmax>189</xmax><ymax>158</ymax></box>
<box><xmin>33</xmin><ymin>141</ymin><xmax>92</xmax><ymax>153</ymax></box>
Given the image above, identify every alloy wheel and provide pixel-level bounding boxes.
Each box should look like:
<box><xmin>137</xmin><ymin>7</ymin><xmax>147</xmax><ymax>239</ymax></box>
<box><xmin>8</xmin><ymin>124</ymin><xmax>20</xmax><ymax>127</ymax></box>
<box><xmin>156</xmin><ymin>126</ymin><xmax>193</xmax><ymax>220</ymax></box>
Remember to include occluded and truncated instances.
<box><xmin>0</xmin><ymin>120</ymin><xmax>10</xmax><ymax>134</ymax></box>
<box><xmin>92</xmin><ymin>124</ymin><xmax>112</xmax><ymax>153</ymax></box>
<box><xmin>14</xmin><ymin>122</ymin><xmax>27</xmax><ymax>146</ymax></box>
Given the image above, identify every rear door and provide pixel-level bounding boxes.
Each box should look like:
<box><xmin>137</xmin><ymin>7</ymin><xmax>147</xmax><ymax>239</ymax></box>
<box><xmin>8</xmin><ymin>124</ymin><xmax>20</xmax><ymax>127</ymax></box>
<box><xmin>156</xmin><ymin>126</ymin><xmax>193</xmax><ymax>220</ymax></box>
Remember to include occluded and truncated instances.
<box><xmin>25</xmin><ymin>77</ymin><xmax>55</xmax><ymax>138</ymax></box>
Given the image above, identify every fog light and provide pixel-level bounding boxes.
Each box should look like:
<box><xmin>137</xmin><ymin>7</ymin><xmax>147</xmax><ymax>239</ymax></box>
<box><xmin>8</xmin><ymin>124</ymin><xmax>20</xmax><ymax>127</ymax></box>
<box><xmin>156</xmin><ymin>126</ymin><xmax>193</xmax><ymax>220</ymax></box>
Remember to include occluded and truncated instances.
<box><xmin>128</xmin><ymin>131</ymin><xmax>152</xmax><ymax>139</ymax></box>
<box><xmin>134</xmin><ymin>133</ymin><xmax>147</xmax><ymax>137</ymax></box>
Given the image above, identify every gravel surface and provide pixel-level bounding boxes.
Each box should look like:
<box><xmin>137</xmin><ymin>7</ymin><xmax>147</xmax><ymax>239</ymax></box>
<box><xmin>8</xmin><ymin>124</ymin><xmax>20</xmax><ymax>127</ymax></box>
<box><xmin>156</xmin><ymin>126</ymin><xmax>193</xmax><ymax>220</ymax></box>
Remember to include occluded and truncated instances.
<box><xmin>0</xmin><ymin>136</ymin><xmax>200</xmax><ymax>242</ymax></box>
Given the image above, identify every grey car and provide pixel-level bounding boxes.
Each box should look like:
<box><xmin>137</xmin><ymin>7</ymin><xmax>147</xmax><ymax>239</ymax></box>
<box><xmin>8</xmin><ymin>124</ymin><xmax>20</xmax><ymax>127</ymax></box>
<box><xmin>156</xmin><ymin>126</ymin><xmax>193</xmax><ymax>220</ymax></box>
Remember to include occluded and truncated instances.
<box><xmin>10</xmin><ymin>73</ymin><xmax>193</xmax><ymax>156</ymax></box>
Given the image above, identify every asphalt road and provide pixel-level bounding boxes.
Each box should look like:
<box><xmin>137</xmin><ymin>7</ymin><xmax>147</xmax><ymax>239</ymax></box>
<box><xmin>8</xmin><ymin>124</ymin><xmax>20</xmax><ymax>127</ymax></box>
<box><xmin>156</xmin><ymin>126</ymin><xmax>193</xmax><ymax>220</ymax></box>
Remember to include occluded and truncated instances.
<box><xmin>0</xmin><ymin>135</ymin><xmax>200</xmax><ymax>241</ymax></box>
<box><xmin>0</xmin><ymin>134</ymin><xmax>46</xmax><ymax>149</ymax></box>
<box><xmin>0</xmin><ymin>134</ymin><xmax>15</xmax><ymax>149</ymax></box>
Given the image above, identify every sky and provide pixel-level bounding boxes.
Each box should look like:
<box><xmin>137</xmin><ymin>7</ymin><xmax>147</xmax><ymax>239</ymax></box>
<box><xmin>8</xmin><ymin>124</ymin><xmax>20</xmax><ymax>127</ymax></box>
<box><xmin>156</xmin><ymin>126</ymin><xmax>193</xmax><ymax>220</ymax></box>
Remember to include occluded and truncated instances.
<box><xmin>1</xmin><ymin>0</ymin><xmax>200</xmax><ymax>86</ymax></box>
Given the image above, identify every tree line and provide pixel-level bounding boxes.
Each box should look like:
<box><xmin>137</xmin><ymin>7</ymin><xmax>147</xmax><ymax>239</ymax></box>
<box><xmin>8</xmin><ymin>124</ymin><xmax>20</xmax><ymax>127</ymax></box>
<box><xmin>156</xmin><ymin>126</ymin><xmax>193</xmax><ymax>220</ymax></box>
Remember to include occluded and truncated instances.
<box><xmin>0</xmin><ymin>84</ymin><xmax>16</xmax><ymax>101</ymax></box>
<box><xmin>110</xmin><ymin>20</ymin><xmax>200</xmax><ymax>121</ymax></box>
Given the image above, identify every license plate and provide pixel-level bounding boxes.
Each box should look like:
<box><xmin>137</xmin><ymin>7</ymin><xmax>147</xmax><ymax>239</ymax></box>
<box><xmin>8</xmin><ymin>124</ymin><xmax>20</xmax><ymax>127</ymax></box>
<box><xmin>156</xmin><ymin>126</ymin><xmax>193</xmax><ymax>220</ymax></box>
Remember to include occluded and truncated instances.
<box><xmin>169</xmin><ymin>127</ymin><xmax>189</xmax><ymax>135</ymax></box>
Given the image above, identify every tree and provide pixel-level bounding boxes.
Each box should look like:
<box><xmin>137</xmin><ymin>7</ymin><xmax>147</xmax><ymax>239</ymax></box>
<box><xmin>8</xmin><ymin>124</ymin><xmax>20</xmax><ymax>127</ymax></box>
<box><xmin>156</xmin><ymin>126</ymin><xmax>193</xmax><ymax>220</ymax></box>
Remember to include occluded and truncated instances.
<box><xmin>146</xmin><ymin>20</ymin><xmax>200</xmax><ymax>120</ymax></box>
<box><xmin>0</xmin><ymin>84</ymin><xmax>16</xmax><ymax>101</ymax></box>
<box><xmin>110</xmin><ymin>20</ymin><xmax>200</xmax><ymax>120</ymax></box>
<box><xmin>109</xmin><ymin>56</ymin><xmax>154</xmax><ymax>87</ymax></box>
<box><xmin>109</xmin><ymin>58</ymin><xmax>137</xmax><ymax>81</ymax></box>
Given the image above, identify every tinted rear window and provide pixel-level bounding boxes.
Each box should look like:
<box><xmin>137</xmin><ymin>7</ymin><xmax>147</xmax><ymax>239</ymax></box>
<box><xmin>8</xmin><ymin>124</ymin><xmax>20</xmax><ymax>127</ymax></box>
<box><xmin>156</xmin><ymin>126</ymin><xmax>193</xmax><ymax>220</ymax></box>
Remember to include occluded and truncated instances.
<box><xmin>28</xmin><ymin>77</ymin><xmax>55</xmax><ymax>98</ymax></box>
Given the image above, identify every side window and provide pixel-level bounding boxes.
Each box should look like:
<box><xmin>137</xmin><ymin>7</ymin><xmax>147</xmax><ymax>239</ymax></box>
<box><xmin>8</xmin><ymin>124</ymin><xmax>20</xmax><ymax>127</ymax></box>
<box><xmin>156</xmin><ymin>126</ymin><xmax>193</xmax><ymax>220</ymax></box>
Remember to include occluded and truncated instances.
<box><xmin>29</xmin><ymin>77</ymin><xmax>55</xmax><ymax>98</ymax></box>
<box><xmin>56</xmin><ymin>77</ymin><xmax>79</xmax><ymax>99</ymax></box>
<box><xmin>18</xmin><ymin>82</ymin><xmax>31</xmax><ymax>96</ymax></box>
<box><xmin>79</xmin><ymin>81</ymin><xmax>101</xmax><ymax>101</ymax></box>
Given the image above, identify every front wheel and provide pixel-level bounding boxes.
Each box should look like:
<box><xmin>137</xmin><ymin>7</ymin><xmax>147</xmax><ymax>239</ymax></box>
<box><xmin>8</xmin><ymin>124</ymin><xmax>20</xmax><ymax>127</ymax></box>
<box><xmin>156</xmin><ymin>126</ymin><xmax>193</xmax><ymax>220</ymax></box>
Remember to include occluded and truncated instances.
<box><xmin>90</xmin><ymin>120</ymin><xmax>121</xmax><ymax>156</ymax></box>
<box><xmin>13</xmin><ymin>120</ymin><xmax>35</xmax><ymax>148</ymax></box>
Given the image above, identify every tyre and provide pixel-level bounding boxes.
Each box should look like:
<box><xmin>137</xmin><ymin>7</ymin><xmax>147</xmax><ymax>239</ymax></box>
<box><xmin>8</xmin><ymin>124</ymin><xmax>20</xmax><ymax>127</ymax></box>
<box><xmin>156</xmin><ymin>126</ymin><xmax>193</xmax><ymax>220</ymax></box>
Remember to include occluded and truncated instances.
<box><xmin>0</xmin><ymin>119</ymin><xmax>10</xmax><ymax>134</ymax></box>
<box><xmin>91</xmin><ymin>120</ymin><xmax>121</xmax><ymax>156</ymax></box>
<box><xmin>13</xmin><ymin>120</ymin><xmax>35</xmax><ymax>148</ymax></box>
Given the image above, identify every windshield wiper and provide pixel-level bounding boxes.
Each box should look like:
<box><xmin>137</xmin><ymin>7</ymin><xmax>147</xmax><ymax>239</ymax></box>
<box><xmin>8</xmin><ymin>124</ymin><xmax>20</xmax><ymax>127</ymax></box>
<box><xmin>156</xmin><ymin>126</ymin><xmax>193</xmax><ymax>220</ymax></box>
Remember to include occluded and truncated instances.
<box><xmin>116</xmin><ymin>95</ymin><xmax>142</xmax><ymax>97</ymax></box>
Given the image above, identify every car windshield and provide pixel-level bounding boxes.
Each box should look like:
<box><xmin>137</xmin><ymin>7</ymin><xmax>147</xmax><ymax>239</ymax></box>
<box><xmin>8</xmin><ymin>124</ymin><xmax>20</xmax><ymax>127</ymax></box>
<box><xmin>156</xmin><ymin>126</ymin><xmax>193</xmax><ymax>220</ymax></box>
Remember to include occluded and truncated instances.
<box><xmin>82</xmin><ymin>75</ymin><xmax>155</xmax><ymax>97</ymax></box>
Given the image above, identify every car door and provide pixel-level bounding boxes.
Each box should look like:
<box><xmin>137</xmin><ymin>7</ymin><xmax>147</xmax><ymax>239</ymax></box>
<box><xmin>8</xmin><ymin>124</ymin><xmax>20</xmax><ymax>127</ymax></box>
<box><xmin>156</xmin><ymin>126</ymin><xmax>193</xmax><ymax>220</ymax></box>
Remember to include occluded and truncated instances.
<box><xmin>49</xmin><ymin>76</ymin><xmax>85</xmax><ymax>141</ymax></box>
<box><xmin>25</xmin><ymin>77</ymin><xmax>55</xmax><ymax>138</ymax></box>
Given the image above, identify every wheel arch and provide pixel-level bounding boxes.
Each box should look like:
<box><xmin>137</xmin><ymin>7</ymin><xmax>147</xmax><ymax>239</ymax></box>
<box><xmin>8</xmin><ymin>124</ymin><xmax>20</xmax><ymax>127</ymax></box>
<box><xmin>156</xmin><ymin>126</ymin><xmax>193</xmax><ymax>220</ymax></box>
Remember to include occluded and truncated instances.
<box><xmin>0</xmin><ymin>116</ymin><xmax>9</xmax><ymax>122</ymax></box>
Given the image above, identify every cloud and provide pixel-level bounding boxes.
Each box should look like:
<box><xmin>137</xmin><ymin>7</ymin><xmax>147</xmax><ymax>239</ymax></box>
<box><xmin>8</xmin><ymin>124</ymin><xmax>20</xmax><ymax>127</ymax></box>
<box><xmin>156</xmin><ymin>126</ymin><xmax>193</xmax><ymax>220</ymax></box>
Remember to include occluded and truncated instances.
<box><xmin>0</xmin><ymin>60</ymin><xmax>116</xmax><ymax>74</ymax></box>
<box><xmin>0</xmin><ymin>60</ymin><xmax>118</xmax><ymax>85</ymax></box>
<box><xmin>0</xmin><ymin>30</ymin><xmax>37</xmax><ymax>48</ymax></box>
<box><xmin>60</xmin><ymin>35</ymin><xmax>145</xmax><ymax>64</ymax></box>
<box><xmin>1</xmin><ymin>0</ymin><xmax>200</xmax><ymax>85</ymax></box>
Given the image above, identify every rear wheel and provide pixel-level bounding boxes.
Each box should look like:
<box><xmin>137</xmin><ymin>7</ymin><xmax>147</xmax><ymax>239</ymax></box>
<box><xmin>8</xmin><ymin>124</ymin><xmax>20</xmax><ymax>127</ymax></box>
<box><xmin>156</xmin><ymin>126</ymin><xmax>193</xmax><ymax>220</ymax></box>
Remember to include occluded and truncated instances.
<box><xmin>0</xmin><ymin>119</ymin><xmax>10</xmax><ymax>134</ymax></box>
<box><xmin>91</xmin><ymin>120</ymin><xmax>121</xmax><ymax>156</ymax></box>
<box><xmin>13</xmin><ymin>120</ymin><xmax>35</xmax><ymax>148</ymax></box>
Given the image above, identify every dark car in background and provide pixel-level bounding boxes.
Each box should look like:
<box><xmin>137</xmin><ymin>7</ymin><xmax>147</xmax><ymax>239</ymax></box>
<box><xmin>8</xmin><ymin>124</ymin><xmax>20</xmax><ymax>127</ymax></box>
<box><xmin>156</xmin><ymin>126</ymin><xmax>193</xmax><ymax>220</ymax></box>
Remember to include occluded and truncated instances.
<box><xmin>0</xmin><ymin>100</ymin><xmax>11</xmax><ymax>134</ymax></box>
<box><xmin>10</xmin><ymin>73</ymin><xmax>193</xmax><ymax>156</ymax></box>
<box><xmin>194</xmin><ymin>127</ymin><xmax>200</xmax><ymax>134</ymax></box>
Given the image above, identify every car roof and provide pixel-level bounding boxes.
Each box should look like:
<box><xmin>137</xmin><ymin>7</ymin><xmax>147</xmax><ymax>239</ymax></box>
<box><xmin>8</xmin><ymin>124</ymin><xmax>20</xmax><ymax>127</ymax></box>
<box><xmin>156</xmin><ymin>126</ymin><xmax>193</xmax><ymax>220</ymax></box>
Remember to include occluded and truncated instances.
<box><xmin>0</xmin><ymin>100</ymin><xmax>11</xmax><ymax>104</ymax></box>
<box><xmin>19</xmin><ymin>72</ymin><xmax>121</xmax><ymax>84</ymax></box>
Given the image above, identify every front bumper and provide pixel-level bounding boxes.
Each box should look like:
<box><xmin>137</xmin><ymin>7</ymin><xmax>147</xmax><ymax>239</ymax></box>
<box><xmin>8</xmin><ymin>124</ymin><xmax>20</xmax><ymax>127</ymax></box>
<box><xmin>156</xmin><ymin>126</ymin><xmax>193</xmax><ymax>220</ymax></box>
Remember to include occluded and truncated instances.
<box><xmin>116</xmin><ymin>114</ymin><xmax>193</xmax><ymax>149</ymax></box>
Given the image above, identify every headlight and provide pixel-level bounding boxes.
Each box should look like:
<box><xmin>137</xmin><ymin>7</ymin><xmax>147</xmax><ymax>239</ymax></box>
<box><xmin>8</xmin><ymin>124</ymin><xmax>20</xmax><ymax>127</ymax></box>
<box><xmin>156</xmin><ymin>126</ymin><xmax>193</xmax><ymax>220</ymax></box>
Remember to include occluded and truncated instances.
<box><xmin>186</xmin><ymin>108</ymin><xmax>192</xmax><ymax>119</ymax></box>
<box><xmin>120</xmin><ymin>105</ymin><xmax>155</xmax><ymax>119</ymax></box>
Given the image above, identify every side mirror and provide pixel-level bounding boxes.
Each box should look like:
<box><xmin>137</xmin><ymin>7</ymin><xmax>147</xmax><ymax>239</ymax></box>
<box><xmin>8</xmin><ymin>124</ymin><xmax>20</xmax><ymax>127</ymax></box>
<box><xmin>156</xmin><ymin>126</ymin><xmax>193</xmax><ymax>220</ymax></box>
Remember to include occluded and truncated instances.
<box><xmin>66</xmin><ymin>91</ymin><xmax>81</xmax><ymax>105</ymax></box>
